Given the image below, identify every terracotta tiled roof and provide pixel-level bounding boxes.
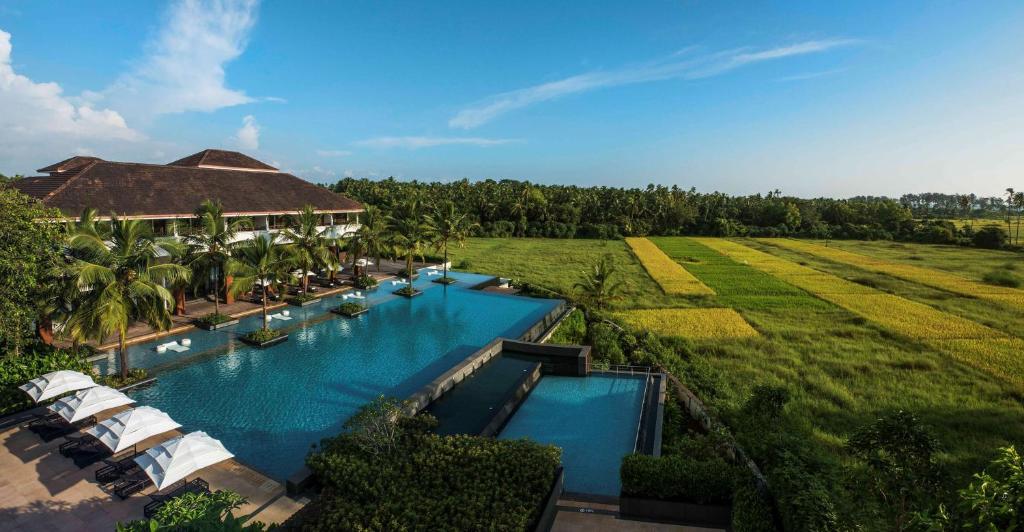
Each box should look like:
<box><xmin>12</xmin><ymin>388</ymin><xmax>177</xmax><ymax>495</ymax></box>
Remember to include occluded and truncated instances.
<box><xmin>168</xmin><ymin>149</ymin><xmax>278</xmax><ymax>171</ymax></box>
<box><xmin>15</xmin><ymin>150</ymin><xmax>360</xmax><ymax>219</ymax></box>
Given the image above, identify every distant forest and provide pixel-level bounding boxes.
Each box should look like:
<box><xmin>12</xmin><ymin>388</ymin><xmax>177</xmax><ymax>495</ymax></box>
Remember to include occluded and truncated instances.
<box><xmin>332</xmin><ymin>178</ymin><xmax>1021</xmax><ymax>247</ymax></box>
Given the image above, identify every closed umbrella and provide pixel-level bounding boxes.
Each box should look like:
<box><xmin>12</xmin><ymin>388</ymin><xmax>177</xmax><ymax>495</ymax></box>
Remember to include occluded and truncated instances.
<box><xmin>49</xmin><ymin>386</ymin><xmax>135</xmax><ymax>423</ymax></box>
<box><xmin>86</xmin><ymin>406</ymin><xmax>181</xmax><ymax>454</ymax></box>
<box><xmin>19</xmin><ymin>370</ymin><xmax>96</xmax><ymax>403</ymax></box>
<box><xmin>134</xmin><ymin>431</ymin><xmax>234</xmax><ymax>490</ymax></box>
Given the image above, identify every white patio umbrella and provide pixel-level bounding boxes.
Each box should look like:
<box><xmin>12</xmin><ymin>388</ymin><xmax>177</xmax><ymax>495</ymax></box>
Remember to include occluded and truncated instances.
<box><xmin>291</xmin><ymin>270</ymin><xmax>317</xmax><ymax>277</ymax></box>
<box><xmin>85</xmin><ymin>406</ymin><xmax>181</xmax><ymax>454</ymax></box>
<box><xmin>134</xmin><ymin>431</ymin><xmax>234</xmax><ymax>490</ymax></box>
<box><xmin>19</xmin><ymin>370</ymin><xmax>97</xmax><ymax>403</ymax></box>
<box><xmin>355</xmin><ymin>258</ymin><xmax>374</xmax><ymax>267</ymax></box>
<box><xmin>49</xmin><ymin>386</ymin><xmax>136</xmax><ymax>423</ymax></box>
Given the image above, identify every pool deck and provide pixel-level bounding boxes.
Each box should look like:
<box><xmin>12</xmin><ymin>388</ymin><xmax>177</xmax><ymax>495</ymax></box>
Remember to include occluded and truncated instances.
<box><xmin>0</xmin><ymin>409</ymin><xmax>303</xmax><ymax>531</ymax></box>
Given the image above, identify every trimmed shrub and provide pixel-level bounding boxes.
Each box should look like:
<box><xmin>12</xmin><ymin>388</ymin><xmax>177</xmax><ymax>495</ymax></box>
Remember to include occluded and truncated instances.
<box><xmin>621</xmin><ymin>453</ymin><xmax>738</xmax><ymax>504</ymax></box>
<box><xmin>353</xmin><ymin>274</ymin><xmax>378</xmax><ymax>289</ymax></box>
<box><xmin>244</xmin><ymin>329</ymin><xmax>284</xmax><ymax>343</ymax></box>
<box><xmin>195</xmin><ymin>312</ymin><xmax>234</xmax><ymax>326</ymax></box>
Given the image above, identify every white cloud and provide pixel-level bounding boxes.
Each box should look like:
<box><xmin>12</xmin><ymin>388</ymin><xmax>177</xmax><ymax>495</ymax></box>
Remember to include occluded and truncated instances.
<box><xmin>232</xmin><ymin>114</ymin><xmax>259</xmax><ymax>149</ymax></box>
<box><xmin>355</xmin><ymin>136</ymin><xmax>518</xmax><ymax>149</ymax></box>
<box><xmin>92</xmin><ymin>0</ymin><xmax>260</xmax><ymax>120</ymax></box>
<box><xmin>449</xmin><ymin>39</ymin><xmax>858</xmax><ymax>129</ymax></box>
<box><xmin>0</xmin><ymin>29</ymin><xmax>145</xmax><ymax>173</ymax></box>
<box><xmin>316</xmin><ymin>149</ymin><xmax>353</xmax><ymax>157</ymax></box>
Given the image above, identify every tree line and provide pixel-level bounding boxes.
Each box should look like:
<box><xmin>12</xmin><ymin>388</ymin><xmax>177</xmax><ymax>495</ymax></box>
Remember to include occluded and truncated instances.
<box><xmin>331</xmin><ymin>178</ymin><xmax>1021</xmax><ymax>248</ymax></box>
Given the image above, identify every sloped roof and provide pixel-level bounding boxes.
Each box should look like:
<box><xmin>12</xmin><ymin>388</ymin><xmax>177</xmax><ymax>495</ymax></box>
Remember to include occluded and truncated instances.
<box><xmin>168</xmin><ymin>149</ymin><xmax>277</xmax><ymax>171</ymax></box>
<box><xmin>13</xmin><ymin>151</ymin><xmax>360</xmax><ymax>219</ymax></box>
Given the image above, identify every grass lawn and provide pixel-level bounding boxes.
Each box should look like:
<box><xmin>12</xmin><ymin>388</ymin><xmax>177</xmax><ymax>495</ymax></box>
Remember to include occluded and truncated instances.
<box><xmin>456</xmin><ymin>236</ymin><xmax>1024</xmax><ymax>529</ymax></box>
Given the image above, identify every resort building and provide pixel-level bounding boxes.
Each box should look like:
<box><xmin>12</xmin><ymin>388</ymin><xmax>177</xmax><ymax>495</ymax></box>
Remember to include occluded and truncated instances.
<box><xmin>12</xmin><ymin>149</ymin><xmax>363</xmax><ymax>242</ymax></box>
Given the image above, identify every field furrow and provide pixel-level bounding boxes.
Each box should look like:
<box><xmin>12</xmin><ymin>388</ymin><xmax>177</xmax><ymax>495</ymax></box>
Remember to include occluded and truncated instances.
<box><xmin>625</xmin><ymin>237</ymin><xmax>714</xmax><ymax>295</ymax></box>
<box><xmin>612</xmin><ymin>308</ymin><xmax>759</xmax><ymax>340</ymax></box>
<box><xmin>761</xmin><ymin>238</ymin><xmax>1024</xmax><ymax>307</ymax></box>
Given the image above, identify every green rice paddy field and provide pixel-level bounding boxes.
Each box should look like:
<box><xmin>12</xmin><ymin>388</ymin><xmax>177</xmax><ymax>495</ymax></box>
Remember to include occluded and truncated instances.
<box><xmin>451</xmin><ymin>237</ymin><xmax>1024</xmax><ymax>527</ymax></box>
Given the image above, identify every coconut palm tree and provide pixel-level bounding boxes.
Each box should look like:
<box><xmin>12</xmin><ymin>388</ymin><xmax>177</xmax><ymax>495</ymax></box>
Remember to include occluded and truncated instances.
<box><xmin>184</xmin><ymin>200</ymin><xmax>249</xmax><ymax>317</ymax></box>
<box><xmin>346</xmin><ymin>205</ymin><xmax>388</xmax><ymax>275</ymax></box>
<box><xmin>281</xmin><ymin>205</ymin><xmax>338</xmax><ymax>293</ymax></box>
<box><xmin>573</xmin><ymin>253</ymin><xmax>623</xmax><ymax>311</ymax></box>
<box><xmin>424</xmin><ymin>201</ymin><xmax>478</xmax><ymax>283</ymax></box>
<box><xmin>229</xmin><ymin>234</ymin><xmax>294</xmax><ymax>330</ymax></box>
<box><xmin>65</xmin><ymin>217</ymin><xmax>190</xmax><ymax>379</ymax></box>
<box><xmin>1005</xmin><ymin>188</ymin><xmax>1015</xmax><ymax>244</ymax></box>
<box><xmin>387</xmin><ymin>199</ymin><xmax>431</xmax><ymax>282</ymax></box>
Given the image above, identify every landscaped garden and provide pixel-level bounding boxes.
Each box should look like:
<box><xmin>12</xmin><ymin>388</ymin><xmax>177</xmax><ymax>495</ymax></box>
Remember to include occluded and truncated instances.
<box><xmin>449</xmin><ymin>236</ymin><xmax>1024</xmax><ymax>530</ymax></box>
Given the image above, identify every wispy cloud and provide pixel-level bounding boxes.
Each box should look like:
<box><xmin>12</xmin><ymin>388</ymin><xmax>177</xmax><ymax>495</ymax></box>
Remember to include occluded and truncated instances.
<box><xmin>449</xmin><ymin>39</ymin><xmax>859</xmax><ymax>129</ymax></box>
<box><xmin>89</xmin><ymin>0</ymin><xmax>261</xmax><ymax>120</ymax></box>
<box><xmin>775</xmin><ymin>68</ymin><xmax>847</xmax><ymax>83</ymax></box>
<box><xmin>355</xmin><ymin>136</ymin><xmax>519</xmax><ymax>149</ymax></box>
<box><xmin>231</xmin><ymin>114</ymin><xmax>259</xmax><ymax>149</ymax></box>
<box><xmin>316</xmin><ymin>149</ymin><xmax>353</xmax><ymax>157</ymax></box>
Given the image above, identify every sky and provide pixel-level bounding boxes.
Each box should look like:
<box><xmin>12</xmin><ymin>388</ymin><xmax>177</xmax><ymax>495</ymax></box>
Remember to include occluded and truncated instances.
<box><xmin>0</xmin><ymin>0</ymin><xmax>1022</xmax><ymax>197</ymax></box>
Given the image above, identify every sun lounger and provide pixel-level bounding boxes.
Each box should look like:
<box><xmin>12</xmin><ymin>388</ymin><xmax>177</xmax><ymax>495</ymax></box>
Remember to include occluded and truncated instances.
<box><xmin>113</xmin><ymin>469</ymin><xmax>155</xmax><ymax>499</ymax></box>
<box><xmin>143</xmin><ymin>478</ymin><xmax>210</xmax><ymax>518</ymax></box>
<box><xmin>27</xmin><ymin>411</ymin><xmax>62</xmax><ymax>427</ymax></box>
<box><xmin>268</xmin><ymin>312</ymin><xmax>292</xmax><ymax>321</ymax></box>
<box><xmin>156</xmin><ymin>341</ymin><xmax>189</xmax><ymax>353</ymax></box>
<box><xmin>29</xmin><ymin>415</ymin><xmax>97</xmax><ymax>442</ymax></box>
<box><xmin>69</xmin><ymin>440</ymin><xmax>116</xmax><ymax>468</ymax></box>
<box><xmin>96</xmin><ymin>452</ymin><xmax>143</xmax><ymax>485</ymax></box>
<box><xmin>59</xmin><ymin>434</ymin><xmax>98</xmax><ymax>456</ymax></box>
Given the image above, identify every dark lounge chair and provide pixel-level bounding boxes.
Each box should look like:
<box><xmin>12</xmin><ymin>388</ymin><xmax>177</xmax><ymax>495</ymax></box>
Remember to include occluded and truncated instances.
<box><xmin>96</xmin><ymin>452</ymin><xmax>143</xmax><ymax>485</ymax></box>
<box><xmin>28</xmin><ymin>416</ymin><xmax>97</xmax><ymax>442</ymax></box>
<box><xmin>143</xmin><ymin>479</ymin><xmax>210</xmax><ymax>518</ymax></box>
<box><xmin>68</xmin><ymin>440</ymin><xmax>115</xmax><ymax>468</ymax></box>
<box><xmin>112</xmin><ymin>469</ymin><xmax>155</xmax><ymax>499</ymax></box>
<box><xmin>27</xmin><ymin>411</ymin><xmax>61</xmax><ymax>427</ymax></box>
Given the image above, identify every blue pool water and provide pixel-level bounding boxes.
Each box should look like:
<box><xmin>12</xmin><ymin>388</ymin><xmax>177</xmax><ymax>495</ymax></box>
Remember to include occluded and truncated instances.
<box><xmin>499</xmin><ymin>374</ymin><xmax>647</xmax><ymax>497</ymax></box>
<box><xmin>108</xmin><ymin>271</ymin><xmax>559</xmax><ymax>480</ymax></box>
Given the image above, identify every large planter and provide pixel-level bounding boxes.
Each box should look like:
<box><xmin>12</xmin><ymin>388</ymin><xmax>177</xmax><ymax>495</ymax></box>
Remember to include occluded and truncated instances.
<box><xmin>330</xmin><ymin>307</ymin><xmax>369</xmax><ymax>319</ymax></box>
<box><xmin>619</xmin><ymin>496</ymin><xmax>732</xmax><ymax>529</ymax></box>
<box><xmin>287</xmin><ymin>297</ymin><xmax>321</xmax><ymax>307</ymax></box>
<box><xmin>431</xmin><ymin>277</ymin><xmax>457</xmax><ymax>285</ymax></box>
<box><xmin>194</xmin><ymin>318</ymin><xmax>239</xmax><ymax>330</ymax></box>
<box><xmin>239</xmin><ymin>333</ymin><xmax>289</xmax><ymax>348</ymax></box>
<box><xmin>392</xmin><ymin>289</ymin><xmax>423</xmax><ymax>298</ymax></box>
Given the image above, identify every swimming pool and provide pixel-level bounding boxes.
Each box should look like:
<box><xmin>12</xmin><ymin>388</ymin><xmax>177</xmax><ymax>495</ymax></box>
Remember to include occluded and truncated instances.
<box><xmin>499</xmin><ymin>374</ymin><xmax>648</xmax><ymax>497</ymax></box>
<box><xmin>109</xmin><ymin>271</ymin><xmax>560</xmax><ymax>480</ymax></box>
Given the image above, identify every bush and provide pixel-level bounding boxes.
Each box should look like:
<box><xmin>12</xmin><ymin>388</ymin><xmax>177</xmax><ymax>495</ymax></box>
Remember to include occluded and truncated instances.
<box><xmin>353</xmin><ymin>274</ymin><xmax>378</xmax><ymax>289</ymax></box>
<box><xmin>336</xmin><ymin>302</ymin><xmax>366</xmax><ymax>317</ymax></box>
<box><xmin>100</xmin><ymin>368</ymin><xmax>148</xmax><ymax>389</ymax></box>
<box><xmin>973</xmin><ymin>226</ymin><xmax>1007</xmax><ymax>249</ymax></box>
<box><xmin>588</xmin><ymin>322</ymin><xmax>626</xmax><ymax>365</ymax></box>
<box><xmin>548</xmin><ymin>309</ymin><xmax>586</xmax><ymax>344</ymax></box>
<box><xmin>621</xmin><ymin>453</ymin><xmax>738</xmax><ymax>504</ymax></box>
<box><xmin>0</xmin><ymin>346</ymin><xmax>93</xmax><ymax>415</ymax></box>
<box><xmin>244</xmin><ymin>329</ymin><xmax>283</xmax><ymax>343</ymax></box>
<box><xmin>394</xmin><ymin>286</ymin><xmax>418</xmax><ymax>296</ymax></box>
<box><xmin>117</xmin><ymin>490</ymin><xmax>266</xmax><ymax>531</ymax></box>
<box><xmin>732</xmin><ymin>478</ymin><xmax>779</xmax><ymax>532</ymax></box>
<box><xmin>297</xmin><ymin>400</ymin><xmax>561</xmax><ymax>531</ymax></box>
<box><xmin>982</xmin><ymin>269</ymin><xmax>1020</xmax><ymax>288</ymax></box>
<box><xmin>195</xmin><ymin>312</ymin><xmax>233</xmax><ymax>326</ymax></box>
<box><xmin>286</xmin><ymin>293</ymin><xmax>319</xmax><ymax>304</ymax></box>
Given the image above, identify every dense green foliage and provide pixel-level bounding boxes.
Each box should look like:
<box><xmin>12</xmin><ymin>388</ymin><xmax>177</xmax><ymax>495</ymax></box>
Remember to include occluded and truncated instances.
<box><xmin>621</xmin><ymin>453</ymin><xmax>738</xmax><ymax>504</ymax></box>
<box><xmin>117</xmin><ymin>490</ymin><xmax>267</xmax><ymax>531</ymax></box>
<box><xmin>914</xmin><ymin>446</ymin><xmax>1024</xmax><ymax>531</ymax></box>
<box><xmin>244</xmin><ymin>329</ymin><xmax>284</xmax><ymax>343</ymax></box>
<box><xmin>195</xmin><ymin>313</ymin><xmax>235</xmax><ymax>326</ymax></box>
<box><xmin>335</xmin><ymin>302</ymin><xmax>365</xmax><ymax>316</ymax></box>
<box><xmin>0</xmin><ymin>187</ymin><xmax>65</xmax><ymax>356</ymax></box>
<box><xmin>546</xmin><ymin>308</ymin><xmax>585</xmax><ymax>344</ymax></box>
<box><xmin>731</xmin><ymin>478</ymin><xmax>780</xmax><ymax>532</ymax></box>
<box><xmin>0</xmin><ymin>345</ymin><xmax>92</xmax><ymax>415</ymax></box>
<box><xmin>297</xmin><ymin>399</ymin><xmax>560</xmax><ymax>531</ymax></box>
<box><xmin>333</xmin><ymin>178</ymin><xmax>1020</xmax><ymax>248</ymax></box>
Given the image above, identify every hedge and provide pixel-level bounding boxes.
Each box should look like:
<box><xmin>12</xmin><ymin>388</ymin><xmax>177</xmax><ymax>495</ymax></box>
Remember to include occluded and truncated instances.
<box><xmin>621</xmin><ymin>453</ymin><xmax>738</xmax><ymax>505</ymax></box>
<box><xmin>299</xmin><ymin>425</ymin><xmax>560</xmax><ymax>531</ymax></box>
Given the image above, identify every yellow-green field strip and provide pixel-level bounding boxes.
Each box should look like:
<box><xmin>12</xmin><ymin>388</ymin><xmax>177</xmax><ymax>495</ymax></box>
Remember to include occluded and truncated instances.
<box><xmin>761</xmin><ymin>238</ymin><xmax>1024</xmax><ymax>307</ymax></box>
<box><xmin>625</xmin><ymin>237</ymin><xmax>714</xmax><ymax>295</ymax></box>
<box><xmin>691</xmin><ymin>238</ymin><xmax>1024</xmax><ymax>389</ymax></box>
<box><xmin>613</xmin><ymin>308</ymin><xmax>759</xmax><ymax>340</ymax></box>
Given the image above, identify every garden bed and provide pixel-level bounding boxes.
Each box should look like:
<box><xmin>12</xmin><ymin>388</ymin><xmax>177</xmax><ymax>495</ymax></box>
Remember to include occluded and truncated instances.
<box><xmin>392</xmin><ymin>288</ymin><xmax>423</xmax><ymax>298</ymax></box>
<box><xmin>431</xmin><ymin>277</ymin><xmax>457</xmax><ymax>285</ymax></box>
<box><xmin>193</xmin><ymin>313</ymin><xmax>239</xmax><ymax>330</ymax></box>
<box><xmin>239</xmin><ymin>330</ymin><xmax>289</xmax><ymax>348</ymax></box>
<box><xmin>286</xmin><ymin>296</ymin><xmax>322</xmax><ymax>307</ymax></box>
<box><xmin>330</xmin><ymin>303</ymin><xmax>368</xmax><ymax>318</ymax></box>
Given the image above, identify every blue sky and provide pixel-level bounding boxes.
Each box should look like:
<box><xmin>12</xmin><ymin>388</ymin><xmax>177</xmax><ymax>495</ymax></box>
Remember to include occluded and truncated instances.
<box><xmin>1</xmin><ymin>1</ymin><xmax>1022</xmax><ymax>197</ymax></box>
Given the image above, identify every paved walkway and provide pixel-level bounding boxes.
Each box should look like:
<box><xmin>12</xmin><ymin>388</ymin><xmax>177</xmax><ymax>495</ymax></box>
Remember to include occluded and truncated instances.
<box><xmin>0</xmin><ymin>408</ymin><xmax>303</xmax><ymax>531</ymax></box>
<box><xmin>552</xmin><ymin>499</ymin><xmax>724</xmax><ymax>532</ymax></box>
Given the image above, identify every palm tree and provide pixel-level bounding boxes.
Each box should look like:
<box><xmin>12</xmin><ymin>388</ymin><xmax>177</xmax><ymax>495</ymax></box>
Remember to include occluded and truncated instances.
<box><xmin>66</xmin><ymin>217</ymin><xmax>190</xmax><ymax>379</ymax></box>
<box><xmin>573</xmin><ymin>254</ymin><xmax>623</xmax><ymax>312</ymax></box>
<box><xmin>347</xmin><ymin>205</ymin><xmax>388</xmax><ymax>274</ymax></box>
<box><xmin>1005</xmin><ymin>188</ymin><xmax>1015</xmax><ymax>244</ymax></box>
<box><xmin>387</xmin><ymin>199</ymin><xmax>431</xmax><ymax>282</ymax></box>
<box><xmin>425</xmin><ymin>201</ymin><xmax>478</xmax><ymax>282</ymax></box>
<box><xmin>229</xmin><ymin>234</ymin><xmax>294</xmax><ymax>330</ymax></box>
<box><xmin>185</xmin><ymin>200</ymin><xmax>249</xmax><ymax>317</ymax></box>
<box><xmin>1014</xmin><ymin>191</ymin><xmax>1023</xmax><ymax>245</ymax></box>
<box><xmin>281</xmin><ymin>205</ymin><xmax>338</xmax><ymax>293</ymax></box>
<box><xmin>957</xmin><ymin>194</ymin><xmax>972</xmax><ymax>231</ymax></box>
